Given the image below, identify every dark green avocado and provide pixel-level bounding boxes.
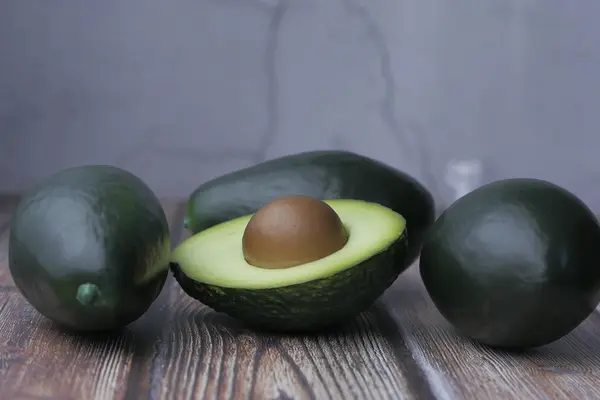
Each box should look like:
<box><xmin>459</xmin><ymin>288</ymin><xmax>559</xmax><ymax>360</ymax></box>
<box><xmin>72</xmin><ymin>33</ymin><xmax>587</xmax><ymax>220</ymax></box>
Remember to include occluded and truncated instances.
<box><xmin>184</xmin><ymin>150</ymin><xmax>435</xmax><ymax>267</ymax></box>
<box><xmin>171</xmin><ymin>199</ymin><xmax>408</xmax><ymax>332</ymax></box>
<box><xmin>9</xmin><ymin>165</ymin><xmax>171</xmax><ymax>332</ymax></box>
<box><xmin>419</xmin><ymin>178</ymin><xmax>600</xmax><ymax>349</ymax></box>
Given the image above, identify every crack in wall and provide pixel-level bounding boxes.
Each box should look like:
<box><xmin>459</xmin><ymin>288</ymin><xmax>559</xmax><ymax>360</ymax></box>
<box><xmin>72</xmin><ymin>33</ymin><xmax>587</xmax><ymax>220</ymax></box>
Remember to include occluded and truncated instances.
<box><xmin>340</xmin><ymin>0</ymin><xmax>402</xmax><ymax>144</ymax></box>
<box><xmin>116</xmin><ymin>2</ymin><xmax>287</xmax><ymax>169</ymax></box>
<box><xmin>340</xmin><ymin>0</ymin><xmax>441</xmax><ymax>204</ymax></box>
<box><xmin>253</xmin><ymin>0</ymin><xmax>288</xmax><ymax>164</ymax></box>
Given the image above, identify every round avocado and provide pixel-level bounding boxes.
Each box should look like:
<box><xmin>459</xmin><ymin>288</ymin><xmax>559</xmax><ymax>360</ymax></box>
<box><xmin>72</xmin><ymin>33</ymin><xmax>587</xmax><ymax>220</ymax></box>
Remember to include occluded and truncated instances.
<box><xmin>242</xmin><ymin>195</ymin><xmax>349</xmax><ymax>269</ymax></box>
<box><xmin>171</xmin><ymin>199</ymin><xmax>407</xmax><ymax>332</ymax></box>
<box><xmin>9</xmin><ymin>165</ymin><xmax>171</xmax><ymax>332</ymax></box>
<box><xmin>184</xmin><ymin>150</ymin><xmax>434</xmax><ymax>268</ymax></box>
<box><xmin>419</xmin><ymin>178</ymin><xmax>600</xmax><ymax>349</ymax></box>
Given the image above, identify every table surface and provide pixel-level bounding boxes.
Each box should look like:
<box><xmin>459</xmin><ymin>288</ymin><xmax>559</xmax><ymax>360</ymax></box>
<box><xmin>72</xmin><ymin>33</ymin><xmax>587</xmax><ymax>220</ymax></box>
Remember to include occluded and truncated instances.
<box><xmin>1</xmin><ymin>195</ymin><xmax>600</xmax><ymax>400</ymax></box>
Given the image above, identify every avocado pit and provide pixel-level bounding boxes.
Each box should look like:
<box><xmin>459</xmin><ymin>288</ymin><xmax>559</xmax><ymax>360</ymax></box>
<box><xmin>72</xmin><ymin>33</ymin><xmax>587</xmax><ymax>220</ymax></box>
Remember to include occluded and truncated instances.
<box><xmin>242</xmin><ymin>195</ymin><xmax>349</xmax><ymax>269</ymax></box>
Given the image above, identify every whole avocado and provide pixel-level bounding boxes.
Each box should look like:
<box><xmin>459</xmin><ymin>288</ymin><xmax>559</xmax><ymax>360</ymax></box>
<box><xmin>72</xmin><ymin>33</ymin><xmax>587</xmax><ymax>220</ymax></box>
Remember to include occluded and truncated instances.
<box><xmin>420</xmin><ymin>178</ymin><xmax>600</xmax><ymax>349</ymax></box>
<box><xmin>184</xmin><ymin>150</ymin><xmax>435</xmax><ymax>266</ymax></box>
<box><xmin>9</xmin><ymin>165</ymin><xmax>171</xmax><ymax>332</ymax></box>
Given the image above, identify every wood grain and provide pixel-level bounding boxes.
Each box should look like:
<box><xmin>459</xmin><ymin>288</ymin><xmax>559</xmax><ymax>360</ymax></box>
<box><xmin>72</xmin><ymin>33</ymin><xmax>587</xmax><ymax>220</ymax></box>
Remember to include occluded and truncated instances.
<box><xmin>0</xmin><ymin>199</ymin><xmax>184</xmax><ymax>400</ymax></box>
<box><xmin>381</xmin><ymin>267</ymin><xmax>600</xmax><ymax>400</ymax></box>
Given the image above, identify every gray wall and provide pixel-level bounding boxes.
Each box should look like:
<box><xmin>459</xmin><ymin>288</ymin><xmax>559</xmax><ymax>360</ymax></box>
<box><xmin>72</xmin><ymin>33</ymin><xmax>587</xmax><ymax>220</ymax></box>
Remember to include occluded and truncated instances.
<box><xmin>2</xmin><ymin>0</ymin><xmax>600</xmax><ymax>211</ymax></box>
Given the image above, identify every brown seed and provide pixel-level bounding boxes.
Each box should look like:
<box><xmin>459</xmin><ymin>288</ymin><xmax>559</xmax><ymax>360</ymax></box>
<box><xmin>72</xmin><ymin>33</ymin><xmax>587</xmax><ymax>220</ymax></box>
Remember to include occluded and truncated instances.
<box><xmin>242</xmin><ymin>195</ymin><xmax>349</xmax><ymax>269</ymax></box>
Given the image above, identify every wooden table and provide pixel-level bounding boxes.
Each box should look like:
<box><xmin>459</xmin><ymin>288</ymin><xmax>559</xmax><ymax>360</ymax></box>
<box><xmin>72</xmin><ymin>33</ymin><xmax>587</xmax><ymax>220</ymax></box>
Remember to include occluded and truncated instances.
<box><xmin>1</xmin><ymin>196</ymin><xmax>600</xmax><ymax>400</ymax></box>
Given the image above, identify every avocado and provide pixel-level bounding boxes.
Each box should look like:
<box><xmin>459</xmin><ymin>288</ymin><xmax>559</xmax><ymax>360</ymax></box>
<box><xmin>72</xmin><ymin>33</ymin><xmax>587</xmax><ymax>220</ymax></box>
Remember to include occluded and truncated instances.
<box><xmin>171</xmin><ymin>199</ymin><xmax>407</xmax><ymax>332</ymax></box>
<box><xmin>9</xmin><ymin>165</ymin><xmax>171</xmax><ymax>332</ymax></box>
<box><xmin>184</xmin><ymin>150</ymin><xmax>434</xmax><ymax>267</ymax></box>
<box><xmin>419</xmin><ymin>178</ymin><xmax>600</xmax><ymax>349</ymax></box>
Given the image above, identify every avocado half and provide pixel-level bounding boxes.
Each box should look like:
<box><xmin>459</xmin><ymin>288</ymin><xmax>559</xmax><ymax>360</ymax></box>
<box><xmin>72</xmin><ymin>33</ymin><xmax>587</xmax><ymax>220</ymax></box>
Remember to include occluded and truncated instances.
<box><xmin>184</xmin><ymin>150</ymin><xmax>434</xmax><ymax>267</ymax></box>
<box><xmin>420</xmin><ymin>178</ymin><xmax>600</xmax><ymax>349</ymax></box>
<box><xmin>9</xmin><ymin>165</ymin><xmax>171</xmax><ymax>332</ymax></box>
<box><xmin>171</xmin><ymin>199</ymin><xmax>407</xmax><ymax>332</ymax></box>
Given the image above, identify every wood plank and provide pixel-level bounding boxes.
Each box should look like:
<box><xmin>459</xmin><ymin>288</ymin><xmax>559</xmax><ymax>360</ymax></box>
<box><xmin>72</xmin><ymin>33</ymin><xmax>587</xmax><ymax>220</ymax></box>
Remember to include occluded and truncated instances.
<box><xmin>152</xmin><ymin>295</ymin><xmax>421</xmax><ymax>399</ymax></box>
<box><xmin>0</xmin><ymin>199</ymin><xmax>185</xmax><ymax>400</ymax></box>
<box><xmin>121</xmin><ymin>203</ymin><xmax>188</xmax><ymax>400</ymax></box>
<box><xmin>129</xmin><ymin>228</ymin><xmax>427</xmax><ymax>400</ymax></box>
<box><xmin>381</xmin><ymin>266</ymin><xmax>600</xmax><ymax>400</ymax></box>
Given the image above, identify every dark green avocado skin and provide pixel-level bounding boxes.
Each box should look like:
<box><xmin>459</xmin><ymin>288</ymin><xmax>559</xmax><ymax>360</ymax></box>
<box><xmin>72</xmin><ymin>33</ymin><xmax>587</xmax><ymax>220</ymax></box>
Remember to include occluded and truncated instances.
<box><xmin>9</xmin><ymin>165</ymin><xmax>171</xmax><ymax>332</ymax></box>
<box><xmin>419</xmin><ymin>178</ymin><xmax>600</xmax><ymax>349</ymax></box>
<box><xmin>171</xmin><ymin>233</ymin><xmax>407</xmax><ymax>332</ymax></box>
<box><xmin>185</xmin><ymin>150</ymin><xmax>434</xmax><ymax>266</ymax></box>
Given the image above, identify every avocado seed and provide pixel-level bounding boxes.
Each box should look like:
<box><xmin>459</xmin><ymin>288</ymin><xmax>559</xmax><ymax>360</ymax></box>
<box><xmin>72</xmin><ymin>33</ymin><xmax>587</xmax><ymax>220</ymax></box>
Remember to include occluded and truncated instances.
<box><xmin>242</xmin><ymin>195</ymin><xmax>349</xmax><ymax>269</ymax></box>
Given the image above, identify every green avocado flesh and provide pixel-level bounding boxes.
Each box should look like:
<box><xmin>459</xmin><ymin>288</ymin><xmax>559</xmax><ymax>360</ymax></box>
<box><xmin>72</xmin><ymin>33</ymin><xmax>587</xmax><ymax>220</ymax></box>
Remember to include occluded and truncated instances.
<box><xmin>184</xmin><ymin>150</ymin><xmax>434</xmax><ymax>267</ymax></box>
<box><xmin>9</xmin><ymin>165</ymin><xmax>171</xmax><ymax>332</ymax></box>
<box><xmin>419</xmin><ymin>178</ymin><xmax>600</xmax><ymax>349</ymax></box>
<box><xmin>171</xmin><ymin>199</ymin><xmax>407</xmax><ymax>332</ymax></box>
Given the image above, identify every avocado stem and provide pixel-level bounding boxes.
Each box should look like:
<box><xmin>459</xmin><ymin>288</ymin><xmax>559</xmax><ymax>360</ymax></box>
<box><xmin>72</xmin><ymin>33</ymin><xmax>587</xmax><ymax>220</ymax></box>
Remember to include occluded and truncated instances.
<box><xmin>76</xmin><ymin>283</ymin><xmax>100</xmax><ymax>306</ymax></box>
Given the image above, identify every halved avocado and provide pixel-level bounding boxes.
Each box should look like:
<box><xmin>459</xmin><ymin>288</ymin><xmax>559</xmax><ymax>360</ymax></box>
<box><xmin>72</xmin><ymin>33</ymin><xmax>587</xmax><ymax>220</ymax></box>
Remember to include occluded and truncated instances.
<box><xmin>171</xmin><ymin>199</ymin><xmax>407</xmax><ymax>332</ymax></box>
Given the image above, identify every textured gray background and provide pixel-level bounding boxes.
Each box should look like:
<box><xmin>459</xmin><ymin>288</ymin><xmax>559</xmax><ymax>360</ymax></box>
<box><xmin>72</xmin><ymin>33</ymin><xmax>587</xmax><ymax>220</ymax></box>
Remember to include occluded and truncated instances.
<box><xmin>1</xmin><ymin>0</ymin><xmax>599</xmax><ymax>211</ymax></box>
